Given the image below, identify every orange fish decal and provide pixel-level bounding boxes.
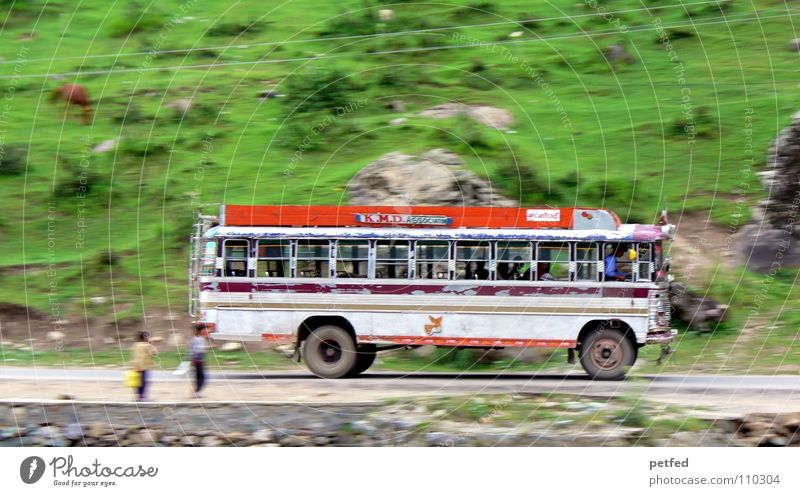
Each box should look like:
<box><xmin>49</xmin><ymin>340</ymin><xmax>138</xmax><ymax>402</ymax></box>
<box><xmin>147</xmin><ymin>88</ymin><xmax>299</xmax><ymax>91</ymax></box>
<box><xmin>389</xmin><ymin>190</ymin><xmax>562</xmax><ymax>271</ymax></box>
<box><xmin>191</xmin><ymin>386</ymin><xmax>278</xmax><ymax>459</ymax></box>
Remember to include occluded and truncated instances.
<box><xmin>424</xmin><ymin>315</ymin><xmax>443</xmax><ymax>336</ymax></box>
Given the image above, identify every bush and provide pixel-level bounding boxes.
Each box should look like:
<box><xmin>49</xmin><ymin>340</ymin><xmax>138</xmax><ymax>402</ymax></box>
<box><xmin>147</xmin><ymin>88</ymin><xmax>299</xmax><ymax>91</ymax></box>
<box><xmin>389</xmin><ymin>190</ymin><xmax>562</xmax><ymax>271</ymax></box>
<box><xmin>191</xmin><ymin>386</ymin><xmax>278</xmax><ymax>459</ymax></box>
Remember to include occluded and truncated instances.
<box><xmin>207</xmin><ymin>19</ymin><xmax>270</xmax><ymax>37</ymax></box>
<box><xmin>282</xmin><ymin>68</ymin><xmax>361</xmax><ymax>116</ymax></box>
<box><xmin>53</xmin><ymin>155</ymin><xmax>105</xmax><ymax>198</ymax></box>
<box><xmin>107</xmin><ymin>2</ymin><xmax>165</xmax><ymax>37</ymax></box>
<box><xmin>0</xmin><ymin>145</ymin><xmax>27</xmax><ymax>176</ymax></box>
<box><xmin>318</xmin><ymin>8</ymin><xmax>378</xmax><ymax>37</ymax></box>
<box><xmin>495</xmin><ymin>159</ymin><xmax>541</xmax><ymax>203</ymax></box>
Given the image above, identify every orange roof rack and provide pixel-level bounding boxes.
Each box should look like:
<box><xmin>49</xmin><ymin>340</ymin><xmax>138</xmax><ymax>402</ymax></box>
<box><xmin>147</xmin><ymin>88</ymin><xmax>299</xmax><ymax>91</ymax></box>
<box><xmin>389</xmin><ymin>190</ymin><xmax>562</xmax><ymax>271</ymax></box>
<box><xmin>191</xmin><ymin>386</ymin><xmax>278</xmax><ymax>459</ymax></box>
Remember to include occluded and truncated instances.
<box><xmin>222</xmin><ymin>205</ymin><xmax>621</xmax><ymax>230</ymax></box>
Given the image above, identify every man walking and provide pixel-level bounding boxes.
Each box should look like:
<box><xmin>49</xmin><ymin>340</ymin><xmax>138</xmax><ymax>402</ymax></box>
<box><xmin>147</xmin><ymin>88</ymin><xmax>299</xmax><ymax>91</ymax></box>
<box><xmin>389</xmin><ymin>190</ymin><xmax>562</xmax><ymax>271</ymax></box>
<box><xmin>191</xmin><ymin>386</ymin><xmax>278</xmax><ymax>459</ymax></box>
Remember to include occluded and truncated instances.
<box><xmin>190</xmin><ymin>323</ymin><xmax>209</xmax><ymax>398</ymax></box>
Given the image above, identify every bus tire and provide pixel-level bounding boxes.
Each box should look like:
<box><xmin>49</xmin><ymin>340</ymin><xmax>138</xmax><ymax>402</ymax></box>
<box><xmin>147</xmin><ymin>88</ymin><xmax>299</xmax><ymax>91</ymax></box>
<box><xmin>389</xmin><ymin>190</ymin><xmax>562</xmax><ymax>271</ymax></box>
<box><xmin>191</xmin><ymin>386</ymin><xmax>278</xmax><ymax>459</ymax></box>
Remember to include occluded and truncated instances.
<box><xmin>579</xmin><ymin>328</ymin><xmax>635</xmax><ymax>381</ymax></box>
<box><xmin>304</xmin><ymin>325</ymin><xmax>358</xmax><ymax>379</ymax></box>
<box><xmin>348</xmin><ymin>344</ymin><xmax>377</xmax><ymax>376</ymax></box>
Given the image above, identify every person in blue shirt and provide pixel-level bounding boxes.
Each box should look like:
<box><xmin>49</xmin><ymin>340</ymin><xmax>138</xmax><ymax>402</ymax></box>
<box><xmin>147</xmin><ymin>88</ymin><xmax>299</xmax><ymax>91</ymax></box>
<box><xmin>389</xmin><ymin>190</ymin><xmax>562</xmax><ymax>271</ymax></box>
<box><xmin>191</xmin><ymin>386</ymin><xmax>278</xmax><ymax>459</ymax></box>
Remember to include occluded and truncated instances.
<box><xmin>605</xmin><ymin>245</ymin><xmax>629</xmax><ymax>281</ymax></box>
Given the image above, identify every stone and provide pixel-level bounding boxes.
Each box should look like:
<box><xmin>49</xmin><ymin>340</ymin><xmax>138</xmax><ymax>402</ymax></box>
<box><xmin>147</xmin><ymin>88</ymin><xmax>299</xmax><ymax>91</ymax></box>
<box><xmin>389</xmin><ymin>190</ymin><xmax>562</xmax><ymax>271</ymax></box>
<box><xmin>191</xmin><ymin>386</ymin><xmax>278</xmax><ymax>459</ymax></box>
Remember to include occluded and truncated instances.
<box><xmin>378</xmin><ymin>9</ymin><xmax>394</xmax><ymax>21</ymax></box>
<box><xmin>603</xmin><ymin>44</ymin><xmax>635</xmax><ymax>64</ymax></box>
<box><xmin>92</xmin><ymin>139</ymin><xmax>117</xmax><ymax>153</ymax></box>
<box><xmin>389</xmin><ymin>117</ymin><xmax>407</xmax><ymax>126</ymax></box>
<box><xmin>166</xmin><ymin>98</ymin><xmax>193</xmax><ymax>114</ymax></box>
<box><xmin>419</xmin><ymin>103</ymin><xmax>514</xmax><ymax>130</ymax></box>
<box><xmin>202</xmin><ymin>435</ymin><xmax>223</xmax><ymax>447</ymax></box>
<box><xmin>385</xmin><ymin>100</ymin><xmax>406</xmax><ymax>112</ymax></box>
<box><xmin>46</xmin><ymin>331</ymin><xmax>65</xmax><ymax>342</ymax></box>
<box><xmin>425</xmin><ymin>432</ymin><xmax>456</xmax><ymax>446</ymax></box>
<box><xmin>252</xmin><ymin>428</ymin><xmax>276</xmax><ymax>443</ymax></box>
<box><xmin>508</xmin><ymin>31</ymin><xmax>523</xmax><ymax>38</ymax></box>
<box><xmin>221</xmin><ymin>342</ymin><xmax>243</xmax><ymax>352</ymax></box>
<box><xmin>258</xmin><ymin>89</ymin><xmax>280</xmax><ymax>100</ymax></box>
<box><xmin>181</xmin><ymin>435</ymin><xmax>200</xmax><ymax>446</ymax></box>
<box><xmin>346</xmin><ymin>149</ymin><xmax>516</xmax><ymax>207</ymax></box>
<box><xmin>731</xmin><ymin>225</ymin><xmax>800</xmax><ymax>274</ymax></box>
<box><xmin>89</xmin><ymin>422</ymin><xmax>112</xmax><ymax>438</ymax></box>
<box><xmin>669</xmin><ymin>282</ymin><xmax>729</xmax><ymax>331</ymax></box>
<box><xmin>64</xmin><ymin>423</ymin><xmax>83</xmax><ymax>441</ymax></box>
<box><xmin>788</xmin><ymin>39</ymin><xmax>800</xmax><ymax>52</ymax></box>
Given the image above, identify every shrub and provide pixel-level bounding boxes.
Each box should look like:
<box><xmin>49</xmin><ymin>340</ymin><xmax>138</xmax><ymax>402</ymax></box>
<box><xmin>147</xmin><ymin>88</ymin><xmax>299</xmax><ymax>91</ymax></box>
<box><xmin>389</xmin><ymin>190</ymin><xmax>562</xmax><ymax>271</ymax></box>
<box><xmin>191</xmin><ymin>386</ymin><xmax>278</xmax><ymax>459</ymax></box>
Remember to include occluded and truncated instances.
<box><xmin>495</xmin><ymin>159</ymin><xmax>541</xmax><ymax>203</ymax></box>
<box><xmin>318</xmin><ymin>8</ymin><xmax>378</xmax><ymax>37</ymax></box>
<box><xmin>107</xmin><ymin>2</ymin><xmax>165</xmax><ymax>37</ymax></box>
<box><xmin>0</xmin><ymin>145</ymin><xmax>27</xmax><ymax>176</ymax></box>
<box><xmin>207</xmin><ymin>19</ymin><xmax>270</xmax><ymax>37</ymax></box>
<box><xmin>53</xmin><ymin>155</ymin><xmax>105</xmax><ymax>198</ymax></box>
<box><xmin>281</xmin><ymin>68</ymin><xmax>361</xmax><ymax>116</ymax></box>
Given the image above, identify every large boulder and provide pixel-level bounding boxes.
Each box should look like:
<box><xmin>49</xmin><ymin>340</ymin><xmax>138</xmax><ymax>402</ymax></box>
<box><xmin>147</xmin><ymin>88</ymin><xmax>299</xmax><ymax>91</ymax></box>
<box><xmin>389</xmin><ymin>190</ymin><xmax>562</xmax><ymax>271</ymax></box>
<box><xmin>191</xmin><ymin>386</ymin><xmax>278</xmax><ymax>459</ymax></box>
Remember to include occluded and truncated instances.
<box><xmin>346</xmin><ymin>149</ymin><xmax>517</xmax><ymax>206</ymax></box>
<box><xmin>735</xmin><ymin>111</ymin><xmax>800</xmax><ymax>272</ymax></box>
<box><xmin>669</xmin><ymin>282</ymin><xmax>728</xmax><ymax>332</ymax></box>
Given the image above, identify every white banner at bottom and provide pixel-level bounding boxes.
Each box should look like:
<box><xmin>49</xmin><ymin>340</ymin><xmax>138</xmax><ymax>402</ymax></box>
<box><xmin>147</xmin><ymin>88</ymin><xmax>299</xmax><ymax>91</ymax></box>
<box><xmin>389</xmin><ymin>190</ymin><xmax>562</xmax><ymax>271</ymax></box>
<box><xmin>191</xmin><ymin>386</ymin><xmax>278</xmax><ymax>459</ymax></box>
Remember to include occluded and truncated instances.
<box><xmin>1</xmin><ymin>448</ymin><xmax>797</xmax><ymax>495</ymax></box>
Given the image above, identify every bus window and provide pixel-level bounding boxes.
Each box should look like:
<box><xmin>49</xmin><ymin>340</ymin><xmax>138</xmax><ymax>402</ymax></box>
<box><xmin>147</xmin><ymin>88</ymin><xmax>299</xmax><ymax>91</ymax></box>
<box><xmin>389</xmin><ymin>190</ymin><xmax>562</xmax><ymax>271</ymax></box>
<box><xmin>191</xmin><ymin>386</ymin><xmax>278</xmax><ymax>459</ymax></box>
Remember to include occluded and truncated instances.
<box><xmin>636</xmin><ymin>242</ymin><xmax>653</xmax><ymax>281</ymax></box>
<box><xmin>537</xmin><ymin>242</ymin><xmax>569</xmax><ymax>281</ymax></box>
<box><xmin>416</xmin><ymin>240</ymin><xmax>450</xmax><ymax>279</ymax></box>
<box><xmin>574</xmin><ymin>242</ymin><xmax>598</xmax><ymax>281</ymax></box>
<box><xmin>223</xmin><ymin>239</ymin><xmax>249</xmax><ymax>277</ymax></box>
<box><xmin>602</xmin><ymin>243</ymin><xmax>633</xmax><ymax>281</ymax></box>
<box><xmin>496</xmin><ymin>241</ymin><xmax>532</xmax><ymax>281</ymax></box>
<box><xmin>455</xmin><ymin>241</ymin><xmax>490</xmax><ymax>280</ymax></box>
<box><xmin>296</xmin><ymin>240</ymin><xmax>330</xmax><ymax>278</ymax></box>
<box><xmin>375</xmin><ymin>240</ymin><xmax>409</xmax><ymax>279</ymax></box>
<box><xmin>201</xmin><ymin>241</ymin><xmax>216</xmax><ymax>276</ymax></box>
<box><xmin>336</xmin><ymin>240</ymin><xmax>369</xmax><ymax>278</ymax></box>
<box><xmin>257</xmin><ymin>240</ymin><xmax>290</xmax><ymax>277</ymax></box>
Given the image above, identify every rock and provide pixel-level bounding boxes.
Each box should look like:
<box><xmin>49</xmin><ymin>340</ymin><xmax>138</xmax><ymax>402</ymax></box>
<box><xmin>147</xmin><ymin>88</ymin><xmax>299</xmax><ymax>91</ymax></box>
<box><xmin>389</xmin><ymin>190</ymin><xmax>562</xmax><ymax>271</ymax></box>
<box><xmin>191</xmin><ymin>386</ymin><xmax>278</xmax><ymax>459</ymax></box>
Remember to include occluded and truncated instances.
<box><xmin>669</xmin><ymin>282</ymin><xmax>728</xmax><ymax>332</ymax></box>
<box><xmin>603</xmin><ymin>44</ymin><xmax>635</xmax><ymax>64</ymax></box>
<box><xmin>789</xmin><ymin>39</ymin><xmax>800</xmax><ymax>52</ymax></box>
<box><xmin>46</xmin><ymin>331</ymin><xmax>65</xmax><ymax>342</ymax></box>
<box><xmin>92</xmin><ymin>139</ymin><xmax>117</xmax><ymax>153</ymax></box>
<box><xmin>425</xmin><ymin>432</ymin><xmax>456</xmax><ymax>446</ymax></box>
<box><xmin>220</xmin><ymin>342</ymin><xmax>243</xmax><ymax>352</ymax></box>
<box><xmin>166</xmin><ymin>98</ymin><xmax>193</xmax><ymax>114</ymax></box>
<box><xmin>419</xmin><ymin>103</ymin><xmax>514</xmax><ymax>130</ymax></box>
<box><xmin>258</xmin><ymin>89</ymin><xmax>280</xmax><ymax>100</ymax></box>
<box><xmin>64</xmin><ymin>423</ymin><xmax>83</xmax><ymax>441</ymax></box>
<box><xmin>385</xmin><ymin>100</ymin><xmax>406</xmax><ymax>112</ymax></box>
<box><xmin>202</xmin><ymin>435</ymin><xmax>223</xmax><ymax>447</ymax></box>
<box><xmin>347</xmin><ymin>149</ymin><xmax>517</xmax><ymax>207</ymax></box>
<box><xmin>90</xmin><ymin>296</ymin><xmax>108</xmax><ymax>305</ymax></box>
<box><xmin>508</xmin><ymin>31</ymin><xmax>523</xmax><ymax>38</ymax></box>
<box><xmin>378</xmin><ymin>9</ymin><xmax>394</xmax><ymax>21</ymax></box>
<box><xmin>389</xmin><ymin>117</ymin><xmax>407</xmax><ymax>126</ymax></box>
<box><xmin>252</xmin><ymin>428</ymin><xmax>276</xmax><ymax>443</ymax></box>
<box><xmin>89</xmin><ymin>422</ymin><xmax>112</xmax><ymax>438</ymax></box>
<box><xmin>181</xmin><ymin>435</ymin><xmax>200</xmax><ymax>446</ymax></box>
<box><xmin>731</xmin><ymin>225</ymin><xmax>800</xmax><ymax>273</ymax></box>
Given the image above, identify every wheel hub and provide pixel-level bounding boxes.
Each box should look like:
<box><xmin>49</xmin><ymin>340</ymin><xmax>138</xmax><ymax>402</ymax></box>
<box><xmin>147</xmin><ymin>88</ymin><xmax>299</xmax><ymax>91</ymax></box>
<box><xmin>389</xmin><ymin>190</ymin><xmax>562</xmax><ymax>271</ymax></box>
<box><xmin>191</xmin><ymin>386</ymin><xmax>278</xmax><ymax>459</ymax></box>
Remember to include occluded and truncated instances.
<box><xmin>591</xmin><ymin>338</ymin><xmax>621</xmax><ymax>370</ymax></box>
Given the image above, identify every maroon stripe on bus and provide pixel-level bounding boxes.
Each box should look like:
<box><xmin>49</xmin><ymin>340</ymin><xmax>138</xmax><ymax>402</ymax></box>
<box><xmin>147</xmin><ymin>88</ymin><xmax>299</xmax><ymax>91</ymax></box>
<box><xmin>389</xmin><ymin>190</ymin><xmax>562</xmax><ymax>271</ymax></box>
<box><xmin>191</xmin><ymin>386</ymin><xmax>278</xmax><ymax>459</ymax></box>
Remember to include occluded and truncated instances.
<box><xmin>602</xmin><ymin>287</ymin><xmax>650</xmax><ymax>298</ymax></box>
<box><xmin>199</xmin><ymin>281</ymin><xmax>652</xmax><ymax>297</ymax></box>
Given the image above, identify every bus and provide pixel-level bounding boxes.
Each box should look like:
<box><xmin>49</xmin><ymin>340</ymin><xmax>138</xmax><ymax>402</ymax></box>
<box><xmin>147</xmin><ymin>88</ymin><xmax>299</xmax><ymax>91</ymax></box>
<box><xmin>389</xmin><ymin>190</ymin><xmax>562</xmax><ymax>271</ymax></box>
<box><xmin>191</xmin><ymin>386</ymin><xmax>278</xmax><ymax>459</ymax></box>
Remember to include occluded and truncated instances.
<box><xmin>189</xmin><ymin>205</ymin><xmax>677</xmax><ymax>380</ymax></box>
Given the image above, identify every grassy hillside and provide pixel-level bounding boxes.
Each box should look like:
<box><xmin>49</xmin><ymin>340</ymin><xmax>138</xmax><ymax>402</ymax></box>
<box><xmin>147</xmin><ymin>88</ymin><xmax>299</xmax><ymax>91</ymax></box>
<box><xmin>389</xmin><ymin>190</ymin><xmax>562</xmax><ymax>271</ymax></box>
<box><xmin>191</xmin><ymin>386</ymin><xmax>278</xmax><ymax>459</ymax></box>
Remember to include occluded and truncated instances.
<box><xmin>1</xmin><ymin>0</ymin><xmax>799</xmax><ymax>364</ymax></box>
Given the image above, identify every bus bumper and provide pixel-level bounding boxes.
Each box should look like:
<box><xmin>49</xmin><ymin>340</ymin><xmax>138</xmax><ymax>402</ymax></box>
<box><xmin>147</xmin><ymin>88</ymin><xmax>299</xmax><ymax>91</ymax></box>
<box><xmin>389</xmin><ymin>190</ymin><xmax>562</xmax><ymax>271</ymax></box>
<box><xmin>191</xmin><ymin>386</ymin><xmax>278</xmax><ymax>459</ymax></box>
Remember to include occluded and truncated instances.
<box><xmin>645</xmin><ymin>328</ymin><xmax>677</xmax><ymax>345</ymax></box>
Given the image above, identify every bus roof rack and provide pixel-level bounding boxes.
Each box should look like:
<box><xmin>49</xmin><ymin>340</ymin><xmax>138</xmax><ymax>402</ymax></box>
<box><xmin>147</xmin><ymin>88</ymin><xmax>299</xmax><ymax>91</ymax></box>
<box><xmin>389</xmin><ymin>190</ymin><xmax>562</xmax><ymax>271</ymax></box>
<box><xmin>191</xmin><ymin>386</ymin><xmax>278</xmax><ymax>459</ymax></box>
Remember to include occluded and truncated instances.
<box><xmin>221</xmin><ymin>205</ymin><xmax>622</xmax><ymax>231</ymax></box>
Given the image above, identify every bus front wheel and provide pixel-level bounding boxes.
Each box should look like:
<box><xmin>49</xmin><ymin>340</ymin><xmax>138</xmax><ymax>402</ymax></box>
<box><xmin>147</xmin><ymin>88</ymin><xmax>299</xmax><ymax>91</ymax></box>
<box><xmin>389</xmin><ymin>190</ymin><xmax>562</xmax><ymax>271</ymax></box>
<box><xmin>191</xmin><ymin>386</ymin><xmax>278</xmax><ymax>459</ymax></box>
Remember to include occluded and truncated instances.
<box><xmin>579</xmin><ymin>328</ymin><xmax>635</xmax><ymax>381</ymax></box>
<box><xmin>304</xmin><ymin>325</ymin><xmax>358</xmax><ymax>379</ymax></box>
<box><xmin>348</xmin><ymin>344</ymin><xmax>377</xmax><ymax>377</ymax></box>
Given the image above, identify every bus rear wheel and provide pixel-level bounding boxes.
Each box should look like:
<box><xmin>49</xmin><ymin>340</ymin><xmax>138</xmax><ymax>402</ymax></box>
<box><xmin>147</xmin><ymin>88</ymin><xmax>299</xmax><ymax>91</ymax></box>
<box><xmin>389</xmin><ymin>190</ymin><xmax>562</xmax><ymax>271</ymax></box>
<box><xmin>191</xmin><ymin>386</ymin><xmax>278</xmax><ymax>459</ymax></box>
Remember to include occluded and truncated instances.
<box><xmin>304</xmin><ymin>325</ymin><xmax>358</xmax><ymax>379</ymax></box>
<box><xmin>579</xmin><ymin>328</ymin><xmax>635</xmax><ymax>381</ymax></box>
<box><xmin>348</xmin><ymin>344</ymin><xmax>377</xmax><ymax>377</ymax></box>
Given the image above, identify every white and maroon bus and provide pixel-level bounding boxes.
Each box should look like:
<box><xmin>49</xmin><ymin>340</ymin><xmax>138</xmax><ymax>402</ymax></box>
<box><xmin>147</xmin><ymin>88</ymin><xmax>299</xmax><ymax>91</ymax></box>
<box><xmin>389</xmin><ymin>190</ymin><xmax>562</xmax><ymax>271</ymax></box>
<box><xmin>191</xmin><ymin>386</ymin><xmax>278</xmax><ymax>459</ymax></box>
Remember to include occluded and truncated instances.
<box><xmin>189</xmin><ymin>205</ymin><xmax>676</xmax><ymax>380</ymax></box>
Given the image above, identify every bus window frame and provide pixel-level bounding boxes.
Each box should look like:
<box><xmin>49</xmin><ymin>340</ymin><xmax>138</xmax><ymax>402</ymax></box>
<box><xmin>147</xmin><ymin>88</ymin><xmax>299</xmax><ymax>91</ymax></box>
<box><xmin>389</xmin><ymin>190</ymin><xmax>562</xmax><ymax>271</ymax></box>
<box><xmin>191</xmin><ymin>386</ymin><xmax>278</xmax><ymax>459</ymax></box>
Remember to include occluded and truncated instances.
<box><xmin>256</xmin><ymin>239</ymin><xmax>291</xmax><ymax>278</ymax></box>
<box><xmin>536</xmin><ymin>241</ymin><xmax>571</xmax><ymax>282</ymax></box>
<box><xmin>335</xmin><ymin>239</ymin><xmax>371</xmax><ymax>279</ymax></box>
<box><xmin>454</xmin><ymin>240</ymin><xmax>491</xmax><ymax>280</ymax></box>
<box><xmin>415</xmin><ymin>239</ymin><xmax>451</xmax><ymax>280</ymax></box>
<box><xmin>374</xmin><ymin>239</ymin><xmax>411</xmax><ymax>279</ymax></box>
<box><xmin>495</xmin><ymin>240</ymin><xmax>533</xmax><ymax>281</ymax></box>
<box><xmin>222</xmin><ymin>238</ymin><xmax>250</xmax><ymax>277</ymax></box>
<box><xmin>574</xmin><ymin>241</ymin><xmax>599</xmax><ymax>282</ymax></box>
<box><xmin>295</xmin><ymin>238</ymin><xmax>332</xmax><ymax>279</ymax></box>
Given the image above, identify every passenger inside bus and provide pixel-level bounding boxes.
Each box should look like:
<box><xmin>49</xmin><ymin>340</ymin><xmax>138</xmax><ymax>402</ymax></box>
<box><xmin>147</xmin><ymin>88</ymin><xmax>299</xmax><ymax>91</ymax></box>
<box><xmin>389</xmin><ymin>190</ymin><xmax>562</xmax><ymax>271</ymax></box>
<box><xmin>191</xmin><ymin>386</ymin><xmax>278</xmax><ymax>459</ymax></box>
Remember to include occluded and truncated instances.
<box><xmin>535</xmin><ymin>262</ymin><xmax>552</xmax><ymax>280</ymax></box>
<box><xmin>605</xmin><ymin>244</ymin><xmax>630</xmax><ymax>281</ymax></box>
<box><xmin>470</xmin><ymin>261</ymin><xmax>489</xmax><ymax>280</ymax></box>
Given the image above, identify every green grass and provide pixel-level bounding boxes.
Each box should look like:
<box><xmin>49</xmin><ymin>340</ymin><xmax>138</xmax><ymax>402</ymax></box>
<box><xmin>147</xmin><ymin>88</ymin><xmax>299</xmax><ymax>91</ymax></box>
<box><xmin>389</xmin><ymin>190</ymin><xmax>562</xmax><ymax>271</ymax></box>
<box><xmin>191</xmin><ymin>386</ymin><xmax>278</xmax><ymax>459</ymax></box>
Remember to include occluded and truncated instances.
<box><xmin>2</xmin><ymin>0</ymin><xmax>800</xmax><ymax>371</ymax></box>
